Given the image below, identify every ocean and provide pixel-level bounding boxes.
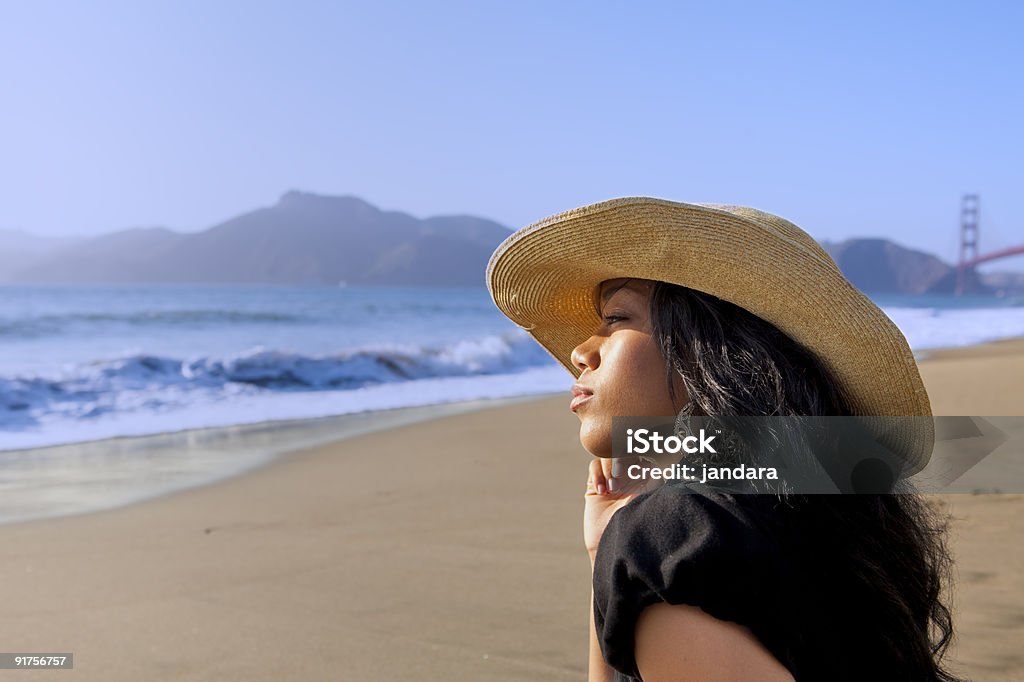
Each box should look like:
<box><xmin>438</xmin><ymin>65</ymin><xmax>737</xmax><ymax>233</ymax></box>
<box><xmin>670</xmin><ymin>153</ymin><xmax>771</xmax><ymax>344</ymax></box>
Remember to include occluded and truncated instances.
<box><xmin>2</xmin><ymin>284</ymin><xmax>1023</xmax><ymax>452</ymax></box>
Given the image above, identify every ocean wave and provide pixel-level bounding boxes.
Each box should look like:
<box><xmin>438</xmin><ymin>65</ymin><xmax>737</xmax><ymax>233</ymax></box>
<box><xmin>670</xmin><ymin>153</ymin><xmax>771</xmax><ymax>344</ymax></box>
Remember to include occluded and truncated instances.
<box><xmin>7</xmin><ymin>299</ymin><xmax>1023</xmax><ymax>451</ymax></box>
<box><xmin>0</xmin><ymin>331</ymin><xmax>556</xmax><ymax>431</ymax></box>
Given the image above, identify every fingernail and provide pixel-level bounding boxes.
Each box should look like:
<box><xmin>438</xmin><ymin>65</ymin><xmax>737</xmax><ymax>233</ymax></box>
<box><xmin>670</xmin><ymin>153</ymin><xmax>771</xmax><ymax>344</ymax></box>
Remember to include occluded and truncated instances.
<box><xmin>608</xmin><ymin>478</ymin><xmax>617</xmax><ymax>492</ymax></box>
<box><xmin>597</xmin><ymin>482</ymin><xmax>606</xmax><ymax>495</ymax></box>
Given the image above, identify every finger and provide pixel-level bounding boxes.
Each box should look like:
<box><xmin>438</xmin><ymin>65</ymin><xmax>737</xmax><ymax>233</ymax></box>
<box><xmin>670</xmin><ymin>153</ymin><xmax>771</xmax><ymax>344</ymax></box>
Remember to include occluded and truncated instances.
<box><xmin>599</xmin><ymin>458</ymin><xmax>618</xmax><ymax>493</ymax></box>
<box><xmin>588</xmin><ymin>458</ymin><xmax>607</xmax><ymax>495</ymax></box>
<box><xmin>607</xmin><ymin>456</ymin><xmax>650</xmax><ymax>495</ymax></box>
<box><xmin>603</xmin><ymin>458</ymin><xmax>636</xmax><ymax>495</ymax></box>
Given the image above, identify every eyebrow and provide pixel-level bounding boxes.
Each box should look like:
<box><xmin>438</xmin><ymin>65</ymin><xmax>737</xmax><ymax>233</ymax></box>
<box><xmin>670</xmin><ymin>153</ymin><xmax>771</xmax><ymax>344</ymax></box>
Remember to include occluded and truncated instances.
<box><xmin>599</xmin><ymin>279</ymin><xmax>637</xmax><ymax>306</ymax></box>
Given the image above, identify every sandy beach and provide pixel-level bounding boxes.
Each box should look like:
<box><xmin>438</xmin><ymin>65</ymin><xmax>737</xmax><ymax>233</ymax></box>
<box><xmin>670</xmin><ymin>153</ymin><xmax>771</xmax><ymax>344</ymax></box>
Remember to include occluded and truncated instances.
<box><xmin>1</xmin><ymin>340</ymin><xmax>1022</xmax><ymax>681</ymax></box>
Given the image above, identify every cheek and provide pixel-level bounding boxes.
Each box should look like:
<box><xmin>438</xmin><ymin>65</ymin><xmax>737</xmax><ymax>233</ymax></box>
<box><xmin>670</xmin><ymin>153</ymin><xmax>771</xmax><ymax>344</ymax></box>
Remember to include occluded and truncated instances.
<box><xmin>621</xmin><ymin>345</ymin><xmax>674</xmax><ymax>413</ymax></box>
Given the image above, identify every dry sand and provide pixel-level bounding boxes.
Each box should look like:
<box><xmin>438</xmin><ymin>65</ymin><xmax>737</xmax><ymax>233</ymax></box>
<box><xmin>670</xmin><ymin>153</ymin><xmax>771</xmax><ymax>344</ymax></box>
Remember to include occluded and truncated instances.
<box><xmin>1</xmin><ymin>340</ymin><xmax>1022</xmax><ymax>681</ymax></box>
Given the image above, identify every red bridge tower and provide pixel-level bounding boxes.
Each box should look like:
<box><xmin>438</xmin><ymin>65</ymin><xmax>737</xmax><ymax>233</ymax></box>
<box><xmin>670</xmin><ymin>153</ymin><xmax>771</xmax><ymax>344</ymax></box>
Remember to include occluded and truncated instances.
<box><xmin>955</xmin><ymin>194</ymin><xmax>980</xmax><ymax>296</ymax></box>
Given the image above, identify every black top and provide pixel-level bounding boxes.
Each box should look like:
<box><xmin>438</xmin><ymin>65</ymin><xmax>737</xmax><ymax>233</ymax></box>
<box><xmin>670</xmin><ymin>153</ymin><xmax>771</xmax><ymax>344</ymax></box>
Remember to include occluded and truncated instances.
<box><xmin>591</xmin><ymin>483</ymin><xmax>932</xmax><ymax>681</ymax></box>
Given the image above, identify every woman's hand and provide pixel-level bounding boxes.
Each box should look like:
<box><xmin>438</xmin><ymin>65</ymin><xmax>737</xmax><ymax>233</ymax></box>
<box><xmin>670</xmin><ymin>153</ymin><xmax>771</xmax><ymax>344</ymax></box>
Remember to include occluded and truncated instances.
<box><xmin>584</xmin><ymin>456</ymin><xmax>663</xmax><ymax>565</ymax></box>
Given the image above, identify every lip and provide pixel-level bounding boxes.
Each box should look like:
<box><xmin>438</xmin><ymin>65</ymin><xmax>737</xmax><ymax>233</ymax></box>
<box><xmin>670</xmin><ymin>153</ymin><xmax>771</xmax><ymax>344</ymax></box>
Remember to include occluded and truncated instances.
<box><xmin>570</xmin><ymin>384</ymin><xmax>594</xmax><ymax>413</ymax></box>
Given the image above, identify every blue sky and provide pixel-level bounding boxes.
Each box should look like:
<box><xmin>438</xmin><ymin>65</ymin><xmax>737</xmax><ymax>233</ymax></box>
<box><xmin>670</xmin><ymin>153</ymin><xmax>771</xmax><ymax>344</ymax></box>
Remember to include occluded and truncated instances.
<box><xmin>1</xmin><ymin>1</ymin><xmax>1021</xmax><ymax>268</ymax></box>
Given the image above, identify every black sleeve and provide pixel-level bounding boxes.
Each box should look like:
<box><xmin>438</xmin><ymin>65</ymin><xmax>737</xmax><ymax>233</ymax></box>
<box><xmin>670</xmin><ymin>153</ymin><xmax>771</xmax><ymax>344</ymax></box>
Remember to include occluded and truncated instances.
<box><xmin>591</xmin><ymin>484</ymin><xmax>784</xmax><ymax>679</ymax></box>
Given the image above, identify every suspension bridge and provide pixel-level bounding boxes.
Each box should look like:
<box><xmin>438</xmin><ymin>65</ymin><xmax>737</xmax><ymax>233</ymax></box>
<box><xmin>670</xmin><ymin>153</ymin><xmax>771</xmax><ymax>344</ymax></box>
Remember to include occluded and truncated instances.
<box><xmin>956</xmin><ymin>194</ymin><xmax>1024</xmax><ymax>295</ymax></box>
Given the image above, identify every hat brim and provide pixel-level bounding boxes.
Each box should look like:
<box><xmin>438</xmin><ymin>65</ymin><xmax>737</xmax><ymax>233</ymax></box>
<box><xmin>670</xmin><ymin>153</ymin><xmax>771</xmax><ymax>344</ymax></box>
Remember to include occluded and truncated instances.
<box><xmin>487</xmin><ymin>197</ymin><xmax>933</xmax><ymax>474</ymax></box>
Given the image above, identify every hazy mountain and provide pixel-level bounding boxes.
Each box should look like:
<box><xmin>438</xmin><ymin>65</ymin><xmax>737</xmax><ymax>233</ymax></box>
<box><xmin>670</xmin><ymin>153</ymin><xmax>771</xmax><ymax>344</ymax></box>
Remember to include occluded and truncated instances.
<box><xmin>6</xmin><ymin>192</ymin><xmax>514</xmax><ymax>286</ymax></box>
<box><xmin>0</xmin><ymin>229</ymin><xmax>82</xmax><ymax>278</ymax></box>
<box><xmin>821</xmin><ymin>238</ymin><xmax>993</xmax><ymax>295</ymax></box>
<box><xmin>5</xmin><ymin>198</ymin><xmax>1013</xmax><ymax>293</ymax></box>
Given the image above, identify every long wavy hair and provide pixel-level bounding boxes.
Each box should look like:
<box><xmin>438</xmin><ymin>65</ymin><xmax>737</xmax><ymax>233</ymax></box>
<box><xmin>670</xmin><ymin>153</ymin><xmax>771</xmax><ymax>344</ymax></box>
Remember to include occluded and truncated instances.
<box><xmin>635</xmin><ymin>280</ymin><xmax>961</xmax><ymax>681</ymax></box>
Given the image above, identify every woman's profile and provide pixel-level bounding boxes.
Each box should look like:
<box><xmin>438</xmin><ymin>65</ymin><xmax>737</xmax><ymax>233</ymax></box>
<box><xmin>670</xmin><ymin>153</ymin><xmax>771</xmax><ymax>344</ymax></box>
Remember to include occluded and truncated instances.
<box><xmin>486</xmin><ymin>198</ymin><xmax>960</xmax><ymax>681</ymax></box>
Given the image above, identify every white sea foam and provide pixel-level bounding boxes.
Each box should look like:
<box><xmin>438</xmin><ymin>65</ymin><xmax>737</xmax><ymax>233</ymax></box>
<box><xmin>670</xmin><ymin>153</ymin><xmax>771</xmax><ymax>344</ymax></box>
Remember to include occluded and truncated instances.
<box><xmin>883</xmin><ymin>304</ymin><xmax>1024</xmax><ymax>350</ymax></box>
<box><xmin>0</xmin><ymin>366</ymin><xmax>571</xmax><ymax>451</ymax></box>
<box><xmin>0</xmin><ymin>331</ymin><xmax>569</xmax><ymax>451</ymax></box>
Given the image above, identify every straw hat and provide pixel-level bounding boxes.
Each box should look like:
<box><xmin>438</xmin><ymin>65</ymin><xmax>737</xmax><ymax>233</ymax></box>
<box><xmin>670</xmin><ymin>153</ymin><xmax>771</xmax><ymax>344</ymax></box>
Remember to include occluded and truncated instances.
<box><xmin>486</xmin><ymin>196</ymin><xmax>933</xmax><ymax>474</ymax></box>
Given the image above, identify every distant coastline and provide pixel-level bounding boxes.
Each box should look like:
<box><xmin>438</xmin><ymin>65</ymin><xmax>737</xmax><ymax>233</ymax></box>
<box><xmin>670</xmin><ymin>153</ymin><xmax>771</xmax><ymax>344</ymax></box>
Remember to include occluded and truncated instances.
<box><xmin>2</xmin><ymin>191</ymin><xmax>1020</xmax><ymax>294</ymax></box>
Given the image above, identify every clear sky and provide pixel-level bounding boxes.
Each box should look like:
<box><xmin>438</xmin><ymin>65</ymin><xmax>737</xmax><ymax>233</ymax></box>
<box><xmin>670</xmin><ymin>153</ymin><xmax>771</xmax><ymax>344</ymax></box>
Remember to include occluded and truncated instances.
<box><xmin>1</xmin><ymin>0</ymin><xmax>1021</xmax><ymax>267</ymax></box>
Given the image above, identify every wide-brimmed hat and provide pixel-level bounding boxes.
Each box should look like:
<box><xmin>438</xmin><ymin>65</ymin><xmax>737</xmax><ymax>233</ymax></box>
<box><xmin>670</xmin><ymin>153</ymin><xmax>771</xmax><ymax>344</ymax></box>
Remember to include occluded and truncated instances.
<box><xmin>486</xmin><ymin>196</ymin><xmax>933</xmax><ymax>473</ymax></box>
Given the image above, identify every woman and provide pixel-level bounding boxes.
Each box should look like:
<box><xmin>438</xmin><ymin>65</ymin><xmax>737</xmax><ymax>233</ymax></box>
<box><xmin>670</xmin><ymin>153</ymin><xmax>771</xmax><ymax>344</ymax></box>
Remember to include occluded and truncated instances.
<box><xmin>486</xmin><ymin>198</ymin><xmax>960</xmax><ymax>681</ymax></box>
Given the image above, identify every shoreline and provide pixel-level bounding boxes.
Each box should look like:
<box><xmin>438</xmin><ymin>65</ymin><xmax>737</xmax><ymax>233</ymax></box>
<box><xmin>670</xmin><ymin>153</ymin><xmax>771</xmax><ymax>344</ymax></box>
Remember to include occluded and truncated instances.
<box><xmin>0</xmin><ymin>393</ymin><xmax>556</xmax><ymax>525</ymax></box>
<box><xmin>916</xmin><ymin>334</ymin><xmax>1024</xmax><ymax>361</ymax></box>
<box><xmin>3</xmin><ymin>335</ymin><xmax>1023</xmax><ymax>525</ymax></box>
<box><xmin>915</xmin><ymin>334</ymin><xmax>1024</xmax><ymax>361</ymax></box>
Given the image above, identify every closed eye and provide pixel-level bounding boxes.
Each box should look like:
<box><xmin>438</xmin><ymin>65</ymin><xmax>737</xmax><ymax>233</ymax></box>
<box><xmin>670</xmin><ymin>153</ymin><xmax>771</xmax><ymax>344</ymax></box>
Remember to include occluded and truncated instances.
<box><xmin>603</xmin><ymin>315</ymin><xmax>627</xmax><ymax>325</ymax></box>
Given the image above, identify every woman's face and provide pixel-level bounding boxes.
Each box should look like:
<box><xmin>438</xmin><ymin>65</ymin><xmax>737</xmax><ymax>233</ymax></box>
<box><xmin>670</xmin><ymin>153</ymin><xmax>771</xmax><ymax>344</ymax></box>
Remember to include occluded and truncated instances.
<box><xmin>570</xmin><ymin>278</ymin><xmax>687</xmax><ymax>457</ymax></box>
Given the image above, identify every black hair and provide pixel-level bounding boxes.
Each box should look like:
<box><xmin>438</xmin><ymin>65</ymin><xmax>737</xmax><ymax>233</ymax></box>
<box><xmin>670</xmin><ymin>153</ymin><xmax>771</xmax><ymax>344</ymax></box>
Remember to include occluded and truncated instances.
<box><xmin>643</xmin><ymin>281</ymin><xmax>962</xmax><ymax>681</ymax></box>
<box><xmin>649</xmin><ymin>281</ymin><xmax>852</xmax><ymax>417</ymax></box>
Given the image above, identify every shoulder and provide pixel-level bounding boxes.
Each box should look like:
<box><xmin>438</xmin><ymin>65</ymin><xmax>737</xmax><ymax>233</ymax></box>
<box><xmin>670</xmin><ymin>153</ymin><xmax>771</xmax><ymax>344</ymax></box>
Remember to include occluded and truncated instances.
<box><xmin>635</xmin><ymin>602</ymin><xmax>795</xmax><ymax>681</ymax></box>
<box><xmin>596</xmin><ymin>483</ymin><xmax>780</xmax><ymax>570</ymax></box>
<box><xmin>592</xmin><ymin>484</ymin><xmax>789</xmax><ymax>678</ymax></box>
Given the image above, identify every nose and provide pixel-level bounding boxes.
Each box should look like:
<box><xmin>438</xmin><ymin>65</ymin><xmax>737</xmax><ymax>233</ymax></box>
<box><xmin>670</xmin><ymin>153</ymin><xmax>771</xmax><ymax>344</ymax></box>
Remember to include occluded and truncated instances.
<box><xmin>571</xmin><ymin>335</ymin><xmax>601</xmax><ymax>372</ymax></box>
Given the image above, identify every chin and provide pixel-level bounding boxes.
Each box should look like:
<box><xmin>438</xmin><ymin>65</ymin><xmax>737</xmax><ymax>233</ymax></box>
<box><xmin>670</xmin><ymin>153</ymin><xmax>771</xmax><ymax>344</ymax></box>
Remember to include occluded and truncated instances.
<box><xmin>579</xmin><ymin>421</ymin><xmax>613</xmax><ymax>458</ymax></box>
